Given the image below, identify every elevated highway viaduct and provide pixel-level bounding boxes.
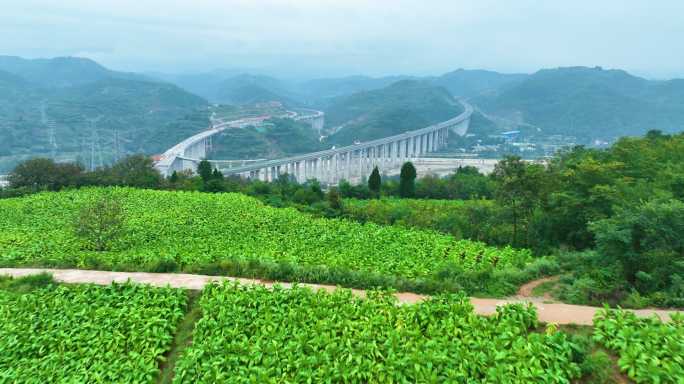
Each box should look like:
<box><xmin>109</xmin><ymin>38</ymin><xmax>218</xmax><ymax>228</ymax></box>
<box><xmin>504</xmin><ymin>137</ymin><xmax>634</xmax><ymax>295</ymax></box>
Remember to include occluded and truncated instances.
<box><xmin>155</xmin><ymin>102</ymin><xmax>473</xmax><ymax>185</ymax></box>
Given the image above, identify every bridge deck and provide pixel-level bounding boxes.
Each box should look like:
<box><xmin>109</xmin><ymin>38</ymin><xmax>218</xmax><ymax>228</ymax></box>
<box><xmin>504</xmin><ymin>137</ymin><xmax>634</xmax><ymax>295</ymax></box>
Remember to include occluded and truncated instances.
<box><xmin>219</xmin><ymin>102</ymin><xmax>472</xmax><ymax>174</ymax></box>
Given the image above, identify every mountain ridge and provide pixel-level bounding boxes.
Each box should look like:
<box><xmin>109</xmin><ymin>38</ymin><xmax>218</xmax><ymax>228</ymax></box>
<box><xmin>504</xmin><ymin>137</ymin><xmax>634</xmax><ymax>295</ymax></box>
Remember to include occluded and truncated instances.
<box><xmin>475</xmin><ymin>66</ymin><xmax>684</xmax><ymax>141</ymax></box>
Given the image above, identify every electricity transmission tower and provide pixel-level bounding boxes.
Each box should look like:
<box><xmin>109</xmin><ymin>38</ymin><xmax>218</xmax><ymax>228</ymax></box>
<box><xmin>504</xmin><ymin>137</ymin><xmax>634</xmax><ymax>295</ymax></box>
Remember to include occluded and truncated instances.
<box><xmin>86</xmin><ymin>115</ymin><xmax>104</xmax><ymax>171</ymax></box>
<box><xmin>41</xmin><ymin>100</ymin><xmax>58</xmax><ymax>159</ymax></box>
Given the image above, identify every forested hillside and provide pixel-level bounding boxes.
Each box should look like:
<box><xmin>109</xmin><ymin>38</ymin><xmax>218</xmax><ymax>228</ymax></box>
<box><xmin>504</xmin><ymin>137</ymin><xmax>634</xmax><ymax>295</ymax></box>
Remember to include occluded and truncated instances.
<box><xmin>208</xmin><ymin>118</ymin><xmax>326</xmax><ymax>160</ymax></box>
<box><xmin>430</xmin><ymin>68</ymin><xmax>527</xmax><ymax>98</ymax></box>
<box><xmin>476</xmin><ymin>66</ymin><xmax>684</xmax><ymax>141</ymax></box>
<box><xmin>324</xmin><ymin>80</ymin><xmax>464</xmax><ymax>146</ymax></box>
<box><xmin>0</xmin><ymin>57</ymin><xmax>209</xmax><ymax>172</ymax></box>
<box><xmin>213</xmin><ymin>74</ymin><xmax>301</xmax><ymax>106</ymax></box>
<box><xmin>296</xmin><ymin>75</ymin><xmax>412</xmax><ymax>103</ymax></box>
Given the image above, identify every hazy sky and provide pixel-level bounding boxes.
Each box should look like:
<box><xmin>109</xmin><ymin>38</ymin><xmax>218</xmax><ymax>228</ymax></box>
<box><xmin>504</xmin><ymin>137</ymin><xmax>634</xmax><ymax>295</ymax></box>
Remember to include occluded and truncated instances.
<box><xmin>2</xmin><ymin>0</ymin><xmax>684</xmax><ymax>78</ymax></box>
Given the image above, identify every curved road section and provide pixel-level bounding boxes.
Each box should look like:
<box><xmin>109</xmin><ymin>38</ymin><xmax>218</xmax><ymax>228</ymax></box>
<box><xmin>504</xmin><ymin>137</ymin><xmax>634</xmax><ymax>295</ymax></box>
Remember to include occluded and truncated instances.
<box><xmin>155</xmin><ymin>101</ymin><xmax>473</xmax><ymax>185</ymax></box>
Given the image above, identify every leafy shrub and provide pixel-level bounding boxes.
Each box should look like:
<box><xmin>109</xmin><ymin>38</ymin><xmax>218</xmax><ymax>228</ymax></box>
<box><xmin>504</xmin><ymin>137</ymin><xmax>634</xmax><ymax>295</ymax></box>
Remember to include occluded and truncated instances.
<box><xmin>621</xmin><ymin>291</ymin><xmax>652</xmax><ymax>309</ymax></box>
<box><xmin>0</xmin><ymin>273</ymin><xmax>55</xmax><ymax>293</ymax></box>
<box><xmin>580</xmin><ymin>351</ymin><xmax>617</xmax><ymax>384</ymax></box>
<box><xmin>73</xmin><ymin>194</ymin><xmax>125</xmax><ymax>251</ymax></box>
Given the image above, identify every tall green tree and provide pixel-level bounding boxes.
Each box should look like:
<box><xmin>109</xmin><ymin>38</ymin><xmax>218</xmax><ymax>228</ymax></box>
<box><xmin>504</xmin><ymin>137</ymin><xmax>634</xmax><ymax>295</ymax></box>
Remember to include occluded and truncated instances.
<box><xmin>448</xmin><ymin>166</ymin><xmax>495</xmax><ymax>199</ymax></box>
<box><xmin>544</xmin><ymin>148</ymin><xmax>623</xmax><ymax>249</ymax></box>
<box><xmin>169</xmin><ymin>171</ymin><xmax>179</xmax><ymax>184</ymax></box>
<box><xmin>211</xmin><ymin>168</ymin><xmax>224</xmax><ymax>180</ymax></box>
<box><xmin>109</xmin><ymin>155</ymin><xmax>162</xmax><ymax>189</ymax></box>
<box><xmin>368</xmin><ymin>166</ymin><xmax>381</xmax><ymax>197</ymax></box>
<box><xmin>590</xmin><ymin>199</ymin><xmax>684</xmax><ymax>291</ymax></box>
<box><xmin>197</xmin><ymin>160</ymin><xmax>213</xmax><ymax>183</ymax></box>
<box><xmin>399</xmin><ymin>162</ymin><xmax>417</xmax><ymax>198</ymax></box>
<box><xmin>9</xmin><ymin>158</ymin><xmax>84</xmax><ymax>191</ymax></box>
<box><xmin>74</xmin><ymin>194</ymin><xmax>125</xmax><ymax>252</ymax></box>
<box><xmin>491</xmin><ymin>156</ymin><xmax>547</xmax><ymax>247</ymax></box>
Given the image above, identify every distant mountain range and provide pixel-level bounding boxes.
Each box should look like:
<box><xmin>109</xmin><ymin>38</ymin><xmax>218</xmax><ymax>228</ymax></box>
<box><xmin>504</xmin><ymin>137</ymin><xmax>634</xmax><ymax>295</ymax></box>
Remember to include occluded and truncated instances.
<box><xmin>151</xmin><ymin>65</ymin><xmax>684</xmax><ymax>144</ymax></box>
<box><xmin>429</xmin><ymin>69</ymin><xmax>527</xmax><ymax>98</ymax></box>
<box><xmin>0</xmin><ymin>56</ymin><xmax>209</xmax><ymax>172</ymax></box>
<box><xmin>2</xmin><ymin>55</ymin><xmax>684</xmax><ymax>172</ymax></box>
<box><xmin>0</xmin><ymin>56</ymin><xmax>149</xmax><ymax>87</ymax></box>
<box><xmin>147</xmin><ymin>69</ymin><xmax>527</xmax><ymax>107</ymax></box>
<box><xmin>474</xmin><ymin>66</ymin><xmax>684</xmax><ymax>141</ymax></box>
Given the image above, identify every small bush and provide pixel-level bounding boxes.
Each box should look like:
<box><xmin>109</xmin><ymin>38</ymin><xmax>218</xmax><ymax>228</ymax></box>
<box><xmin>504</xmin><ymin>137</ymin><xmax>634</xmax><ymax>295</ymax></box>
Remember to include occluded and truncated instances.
<box><xmin>149</xmin><ymin>258</ymin><xmax>180</xmax><ymax>273</ymax></box>
<box><xmin>74</xmin><ymin>195</ymin><xmax>125</xmax><ymax>251</ymax></box>
<box><xmin>580</xmin><ymin>351</ymin><xmax>617</xmax><ymax>384</ymax></box>
<box><xmin>621</xmin><ymin>290</ymin><xmax>651</xmax><ymax>309</ymax></box>
<box><xmin>0</xmin><ymin>273</ymin><xmax>56</xmax><ymax>293</ymax></box>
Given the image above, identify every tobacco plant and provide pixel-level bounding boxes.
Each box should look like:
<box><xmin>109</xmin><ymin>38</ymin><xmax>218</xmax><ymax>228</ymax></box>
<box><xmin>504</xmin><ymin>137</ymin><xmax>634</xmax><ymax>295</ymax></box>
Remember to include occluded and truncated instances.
<box><xmin>0</xmin><ymin>282</ymin><xmax>187</xmax><ymax>383</ymax></box>
<box><xmin>593</xmin><ymin>309</ymin><xmax>684</xmax><ymax>383</ymax></box>
<box><xmin>173</xmin><ymin>282</ymin><xmax>581</xmax><ymax>383</ymax></box>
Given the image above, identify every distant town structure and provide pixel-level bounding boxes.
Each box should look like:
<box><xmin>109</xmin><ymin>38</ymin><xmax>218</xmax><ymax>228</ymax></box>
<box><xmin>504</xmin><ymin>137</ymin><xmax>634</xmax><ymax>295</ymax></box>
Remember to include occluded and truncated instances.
<box><xmin>501</xmin><ymin>130</ymin><xmax>520</xmax><ymax>142</ymax></box>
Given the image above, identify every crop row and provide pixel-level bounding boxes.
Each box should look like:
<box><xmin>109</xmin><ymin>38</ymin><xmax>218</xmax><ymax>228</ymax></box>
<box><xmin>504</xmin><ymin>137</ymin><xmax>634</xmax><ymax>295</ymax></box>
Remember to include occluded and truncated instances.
<box><xmin>173</xmin><ymin>282</ymin><xmax>581</xmax><ymax>383</ymax></box>
<box><xmin>0</xmin><ymin>279</ymin><xmax>582</xmax><ymax>383</ymax></box>
<box><xmin>0</xmin><ymin>281</ymin><xmax>187</xmax><ymax>383</ymax></box>
<box><xmin>0</xmin><ymin>188</ymin><xmax>531</xmax><ymax>281</ymax></box>
<box><xmin>593</xmin><ymin>309</ymin><xmax>684</xmax><ymax>383</ymax></box>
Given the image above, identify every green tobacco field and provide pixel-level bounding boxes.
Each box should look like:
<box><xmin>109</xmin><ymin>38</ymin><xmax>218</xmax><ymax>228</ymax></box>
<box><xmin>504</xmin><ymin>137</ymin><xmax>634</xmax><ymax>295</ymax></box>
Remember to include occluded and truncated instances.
<box><xmin>1</xmin><ymin>188</ymin><xmax>682</xmax><ymax>382</ymax></box>
<box><xmin>2</xmin><ymin>276</ymin><xmax>680</xmax><ymax>383</ymax></box>
<box><xmin>173</xmin><ymin>283</ymin><xmax>580</xmax><ymax>383</ymax></box>
<box><xmin>0</xmin><ymin>188</ymin><xmax>532</xmax><ymax>294</ymax></box>
<box><xmin>0</xmin><ymin>278</ymin><xmax>186</xmax><ymax>383</ymax></box>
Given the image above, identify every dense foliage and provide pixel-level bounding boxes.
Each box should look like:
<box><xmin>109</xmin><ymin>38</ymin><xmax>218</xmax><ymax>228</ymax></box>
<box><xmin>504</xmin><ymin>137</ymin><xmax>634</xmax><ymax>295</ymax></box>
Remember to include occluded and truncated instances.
<box><xmin>541</xmin><ymin>132</ymin><xmax>684</xmax><ymax>307</ymax></box>
<box><xmin>0</xmin><ymin>281</ymin><xmax>187</xmax><ymax>383</ymax></box>
<box><xmin>2</xmin><ymin>131</ymin><xmax>683</xmax><ymax>306</ymax></box>
<box><xmin>174</xmin><ymin>283</ymin><xmax>581</xmax><ymax>383</ymax></box>
<box><xmin>6</xmin><ymin>155</ymin><xmax>163</xmax><ymax>193</ymax></box>
<box><xmin>593</xmin><ymin>309</ymin><xmax>684</xmax><ymax>383</ymax></box>
<box><xmin>343</xmin><ymin>198</ymin><xmax>514</xmax><ymax>246</ymax></box>
<box><xmin>0</xmin><ymin>188</ymin><xmax>532</xmax><ymax>294</ymax></box>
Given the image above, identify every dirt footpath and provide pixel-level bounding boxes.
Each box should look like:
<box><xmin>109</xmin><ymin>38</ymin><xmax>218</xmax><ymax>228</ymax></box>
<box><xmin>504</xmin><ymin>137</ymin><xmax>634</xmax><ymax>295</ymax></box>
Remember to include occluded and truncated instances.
<box><xmin>516</xmin><ymin>276</ymin><xmax>560</xmax><ymax>298</ymax></box>
<box><xmin>1</xmin><ymin>268</ymin><xmax>680</xmax><ymax>325</ymax></box>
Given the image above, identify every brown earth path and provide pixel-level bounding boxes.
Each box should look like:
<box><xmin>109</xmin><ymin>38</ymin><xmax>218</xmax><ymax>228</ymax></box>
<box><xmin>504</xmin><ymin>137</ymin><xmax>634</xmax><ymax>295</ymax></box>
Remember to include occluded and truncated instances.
<box><xmin>1</xmin><ymin>268</ymin><xmax>681</xmax><ymax>326</ymax></box>
<box><xmin>516</xmin><ymin>276</ymin><xmax>560</xmax><ymax>298</ymax></box>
